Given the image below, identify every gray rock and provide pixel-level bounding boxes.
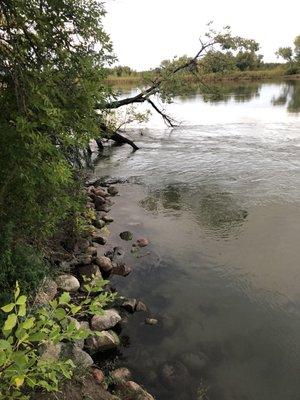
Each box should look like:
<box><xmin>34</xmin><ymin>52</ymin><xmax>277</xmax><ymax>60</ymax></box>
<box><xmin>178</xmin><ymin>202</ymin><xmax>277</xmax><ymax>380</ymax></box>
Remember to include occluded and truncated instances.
<box><xmin>136</xmin><ymin>301</ymin><xmax>147</xmax><ymax>312</ymax></box>
<box><xmin>92</xmin><ymin>231</ymin><xmax>107</xmax><ymax>245</ymax></box>
<box><xmin>76</xmin><ymin>254</ymin><xmax>93</xmax><ymax>266</ymax></box>
<box><xmin>112</xmin><ymin>263</ymin><xmax>132</xmax><ymax>277</ymax></box>
<box><xmin>91</xmin><ymin>309</ymin><xmax>121</xmax><ymax>331</ymax></box>
<box><xmin>78</xmin><ymin>264</ymin><xmax>101</xmax><ymax>280</ymax></box>
<box><xmin>35</xmin><ymin>278</ymin><xmax>57</xmax><ymax>306</ymax></box>
<box><xmin>61</xmin><ymin>343</ymin><xmax>93</xmax><ymax>367</ymax></box>
<box><xmin>55</xmin><ymin>274</ymin><xmax>80</xmax><ymax>292</ymax></box>
<box><xmin>161</xmin><ymin>362</ymin><xmax>189</xmax><ymax>388</ymax></box>
<box><xmin>102</xmin><ymin>214</ymin><xmax>114</xmax><ymax>223</ymax></box>
<box><xmin>74</xmin><ymin>238</ymin><xmax>90</xmax><ymax>253</ymax></box>
<box><xmin>94</xmin><ymin>256</ymin><xmax>113</xmax><ymax>273</ymax></box>
<box><xmin>122</xmin><ymin>298</ymin><xmax>137</xmax><ymax>313</ymax></box>
<box><xmin>93</xmin><ymin>218</ymin><xmax>106</xmax><ymax>229</ymax></box>
<box><xmin>107</xmin><ymin>186</ymin><xmax>119</xmax><ymax>196</ymax></box>
<box><xmin>94</xmin><ymin>187</ymin><xmax>108</xmax><ymax>198</ymax></box>
<box><xmin>39</xmin><ymin>342</ymin><xmax>62</xmax><ymax>361</ymax></box>
<box><xmin>85</xmin><ymin>330</ymin><xmax>120</xmax><ymax>353</ymax></box>
<box><xmin>85</xmin><ymin>246</ymin><xmax>98</xmax><ymax>256</ymax></box>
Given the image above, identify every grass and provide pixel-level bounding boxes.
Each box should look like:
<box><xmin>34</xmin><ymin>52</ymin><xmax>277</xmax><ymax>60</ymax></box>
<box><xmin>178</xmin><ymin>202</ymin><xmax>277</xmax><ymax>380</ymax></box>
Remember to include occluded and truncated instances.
<box><xmin>106</xmin><ymin>68</ymin><xmax>300</xmax><ymax>87</ymax></box>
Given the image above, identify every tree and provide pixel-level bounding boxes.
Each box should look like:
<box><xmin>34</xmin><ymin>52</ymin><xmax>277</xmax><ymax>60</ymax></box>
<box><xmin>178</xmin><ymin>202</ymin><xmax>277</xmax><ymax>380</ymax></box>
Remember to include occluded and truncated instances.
<box><xmin>276</xmin><ymin>47</ymin><xmax>293</xmax><ymax>62</ymax></box>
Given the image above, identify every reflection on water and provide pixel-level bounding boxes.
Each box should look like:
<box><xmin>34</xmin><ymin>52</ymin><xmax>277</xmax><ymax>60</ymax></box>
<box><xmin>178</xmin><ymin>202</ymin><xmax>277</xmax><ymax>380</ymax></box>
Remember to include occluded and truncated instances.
<box><xmin>272</xmin><ymin>80</ymin><xmax>300</xmax><ymax>113</ymax></box>
<box><xmin>140</xmin><ymin>183</ymin><xmax>248</xmax><ymax>238</ymax></box>
<box><xmin>93</xmin><ymin>81</ymin><xmax>300</xmax><ymax>400</ymax></box>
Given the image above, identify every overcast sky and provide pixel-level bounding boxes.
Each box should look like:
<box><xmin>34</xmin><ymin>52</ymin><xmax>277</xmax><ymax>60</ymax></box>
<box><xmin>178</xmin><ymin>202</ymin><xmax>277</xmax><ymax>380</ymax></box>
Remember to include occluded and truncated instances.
<box><xmin>104</xmin><ymin>0</ymin><xmax>300</xmax><ymax>70</ymax></box>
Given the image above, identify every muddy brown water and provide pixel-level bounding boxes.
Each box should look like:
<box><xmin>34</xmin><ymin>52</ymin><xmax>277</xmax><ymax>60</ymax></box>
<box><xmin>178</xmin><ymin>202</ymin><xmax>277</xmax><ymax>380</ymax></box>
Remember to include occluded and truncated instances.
<box><xmin>92</xmin><ymin>80</ymin><xmax>300</xmax><ymax>400</ymax></box>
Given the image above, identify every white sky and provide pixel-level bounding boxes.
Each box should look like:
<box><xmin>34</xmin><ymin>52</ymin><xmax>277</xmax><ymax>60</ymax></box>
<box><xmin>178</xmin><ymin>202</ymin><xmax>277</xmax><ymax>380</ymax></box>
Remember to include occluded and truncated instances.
<box><xmin>104</xmin><ymin>0</ymin><xmax>300</xmax><ymax>70</ymax></box>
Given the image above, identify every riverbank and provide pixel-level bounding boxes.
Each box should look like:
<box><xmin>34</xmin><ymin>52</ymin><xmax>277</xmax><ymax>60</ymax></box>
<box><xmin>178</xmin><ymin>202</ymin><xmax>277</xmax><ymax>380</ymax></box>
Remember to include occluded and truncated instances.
<box><xmin>31</xmin><ymin>179</ymin><xmax>156</xmax><ymax>400</ymax></box>
<box><xmin>106</xmin><ymin>69</ymin><xmax>300</xmax><ymax>87</ymax></box>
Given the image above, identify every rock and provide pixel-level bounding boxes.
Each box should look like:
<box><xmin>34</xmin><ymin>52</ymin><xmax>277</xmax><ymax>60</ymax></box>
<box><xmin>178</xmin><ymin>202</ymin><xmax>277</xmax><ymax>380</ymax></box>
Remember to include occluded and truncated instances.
<box><xmin>122</xmin><ymin>298</ymin><xmax>137</xmax><ymax>313</ymax></box>
<box><xmin>97</xmin><ymin>204</ymin><xmax>111</xmax><ymax>213</ymax></box>
<box><xmin>85</xmin><ymin>330</ymin><xmax>120</xmax><ymax>353</ymax></box>
<box><xmin>145</xmin><ymin>318</ymin><xmax>158</xmax><ymax>326</ymax></box>
<box><xmin>35</xmin><ymin>278</ymin><xmax>57</xmax><ymax>305</ymax></box>
<box><xmin>106</xmin><ymin>247</ymin><xmax>125</xmax><ymax>263</ymax></box>
<box><xmin>94</xmin><ymin>256</ymin><xmax>113</xmax><ymax>273</ymax></box>
<box><xmin>92</xmin><ymin>232</ymin><xmax>107</xmax><ymax>245</ymax></box>
<box><xmin>76</xmin><ymin>254</ymin><xmax>93</xmax><ymax>266</ymax></box>
<box><xmin>102</xmin><ymin>214</ymin><xmax>114</xmax><ymax>223</ymax></box>
<box><xmin>119</xmin><ymin>231</ymin><xmax>133</xmax><ymax>241</ymax></box>
<box><xmin>161</xmin><ymin>362</ymin><xmax>189</xmax><ymax>388</ymax></box>
<box><xmin>110</xmin><ymin>367</ymin><xmax>132</xmax><ymax>382</ymax></box>
<box><xmin>61</xmin><ymin>343</ymin><xmax>93</xmax><ymax>367</ymax></box>
<box><xmin>107</xmin><ymin>186</ymin><xmax>119</xmax><ymax>196</ymax></box>
<box><xmin>55</xmin><ymin>274</ymin><xmax>80</xmax><ymax>292</ymax></box>
<box><xmin>136</xmin><ymin>301</ymin><xmax>147</xmax><ymax>312</ymax></box>
<box><xmin>180</xmin><ymin>352</ymin><xmax>207</xmax><ymax>373</ymax></box>
<box><xmin>93</xmin><ymin>218</ymin><xmax>106</xmax><ymax>229</ymax></box>
<box><xmin>94</xmin><ymin>187</ymin><xmax>108</xmax><ymax>198</ymax></box>
<box><xmin>118</xmin><ymin>381</ymin><xmax>154</xmax><ymax>400</ymax></box>
<box><xmin>74</xmin><ymin>238</ymin><xmax>90</xmax><ymax>253</ymax></box>
<box><xmin>94</xmin><ymin>196</ymin><xmax>106</xmax><ymax>211</ymax></box>
<box><xmin>85</xmin><ymin>246</ymin><xmax>98</xmax><ymax>256</ymax></box>
<box><xmin>93</xmin><ymin>368</ymin><xmax>105</xmax><ymax>384</ymax></box>
<box><xmin>78</xmin><ymin>264</ymin><xmax>101</xmax><ymax>280</ymax></box>
<box><xmin>112</xmin><ymin>264</ymin><xmax>132</xmax><ymax>277</ymax></box>
<box><xmin>91</xmin><ymin>309</ymin><xmax>121</xmax><ymax>331</ymax></box>
<box><xmin>136</xmin><ymin>238</ymin><xmax>149</xmax><ymax>247</ymax></box>
<box><xmin>39</xmin><ymin>342</ymin><xmax>62</xmax><ymax>361</ymax></box>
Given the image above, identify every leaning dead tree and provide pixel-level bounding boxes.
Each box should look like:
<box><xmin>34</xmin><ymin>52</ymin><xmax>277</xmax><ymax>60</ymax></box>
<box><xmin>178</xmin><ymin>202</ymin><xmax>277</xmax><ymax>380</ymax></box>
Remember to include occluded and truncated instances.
<box><xmin>95</xmin><ymin>28</ymin><xmax>258</xmax><ymax>150</ymax></box>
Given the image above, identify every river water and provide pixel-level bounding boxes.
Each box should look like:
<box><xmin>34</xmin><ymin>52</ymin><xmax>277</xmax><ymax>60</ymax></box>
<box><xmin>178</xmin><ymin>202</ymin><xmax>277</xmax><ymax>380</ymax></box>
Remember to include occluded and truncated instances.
<box><xmin>93</xmin><ymin>80</ymin><xmax>300</xmax><ymax>400</ymax></box>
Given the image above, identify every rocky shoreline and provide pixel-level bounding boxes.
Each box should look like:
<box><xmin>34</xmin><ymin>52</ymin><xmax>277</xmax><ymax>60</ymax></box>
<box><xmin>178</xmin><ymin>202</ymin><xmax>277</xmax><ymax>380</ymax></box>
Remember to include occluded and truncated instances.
<box><xmin>34</xmin><ymin>178</ymin><xmax>155</xmax><ymax>400</ymax></box>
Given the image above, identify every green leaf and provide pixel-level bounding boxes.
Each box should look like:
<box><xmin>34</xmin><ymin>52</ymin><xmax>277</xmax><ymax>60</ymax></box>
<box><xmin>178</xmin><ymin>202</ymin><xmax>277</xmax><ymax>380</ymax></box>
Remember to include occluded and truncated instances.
<box><xmin>3</xmin><ymin>313</ymin><xmax>17</xmax><ymax>331</ymax></box>
<box><xmin>29</xmin><ymin>332</ymin><xmax>47</xmax><ymax>342</ymax></box>
<box><xmin>0</xmin><ymin>339</ymin><xmax>11</xmax><ymax>350</ymax></box>
<box><xmin>54</xmin><ymin>308</ymin><xmax>67</xmax><ymax>320</ymax></box>
<box><xmin>16</xmin><ymin>295</ymin><xmax>27</xmax><ymax>305</ymax></box>
<box><xmin>14</xmin><ymin>282</ymin><xmax>20</xmax><ymax>300</ymax></box>
<box><xmin>1</xmin><ymin>303</ymin><xmax>15</xmax><ymax>313</ymax></box>
<box><xmin>0</xmin><ymin>351</ymin><xmax>7</xmax><ymax>366</ymax></box>
<box><xmin>22</xmin><ymin>317</ymin><xmax>35</xmax><ymax>330</ymax></box>
<box><xmin>18</xmin><ymin>304</ymin><xmax>26</xmax><ymax>317</ymax></box>
<box><xmin>58</xmin><ymin>292</ymin><xmax>71</xmax><ymax>305</ymax></box>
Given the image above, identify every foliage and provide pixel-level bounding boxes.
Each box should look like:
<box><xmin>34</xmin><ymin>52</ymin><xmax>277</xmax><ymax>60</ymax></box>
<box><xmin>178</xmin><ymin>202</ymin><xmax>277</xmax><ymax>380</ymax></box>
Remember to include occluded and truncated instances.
<box><xmin>0</xmin><ymin>0</ymin><xmax>115</xmax><ymax>294</ymax></box>
<box><xmin>276</xmin><ymin>34</ymin><xmax>300</xmax><ymax>74</ymax></box>
<box><xmin>0</xmin><ymin>279</ymin><xmax>115</xmax><ymax>399</ymax></box>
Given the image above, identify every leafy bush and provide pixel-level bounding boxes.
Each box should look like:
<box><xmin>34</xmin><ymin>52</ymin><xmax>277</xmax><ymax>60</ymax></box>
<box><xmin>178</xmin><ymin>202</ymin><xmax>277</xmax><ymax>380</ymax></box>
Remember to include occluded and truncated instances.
<box><xmin>0</xmin><ymin>278</ymin><xmax>115</xmax><ymax>399</ymax></box>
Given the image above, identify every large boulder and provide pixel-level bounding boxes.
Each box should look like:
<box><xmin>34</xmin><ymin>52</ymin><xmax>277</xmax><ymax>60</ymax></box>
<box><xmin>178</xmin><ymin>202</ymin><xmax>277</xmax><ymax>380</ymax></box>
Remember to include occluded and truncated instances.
<box><xmin>39</xmin><ymin>342</ymin><xmax>62</xmax><ymax>361</ymax></box>
<box><xmin>107</xmin><ymin>186</ymin><xmax>119</xmax><ymax>196</ymax></box>
<box><xmin>90</xmin><ymin>309</ymin><xmax>121</xmax><ymax>331</ymax></box>
<box><xmin>55</xmin><ymin>274</ymin><xmax>80</xmax><ymax>292</ymax></box>
<box><xmin>85</xmin><ymin>330</ymin><xmax>120</xmax><ymax>353</ymax></box>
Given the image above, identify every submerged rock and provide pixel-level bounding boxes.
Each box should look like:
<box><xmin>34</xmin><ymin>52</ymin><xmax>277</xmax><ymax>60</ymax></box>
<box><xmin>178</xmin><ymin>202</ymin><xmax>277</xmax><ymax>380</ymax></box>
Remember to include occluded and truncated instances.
<box><xmin>145</xmin><ymin>318</ymin><xmax>158</xmax><ymax>326</ymax></box>
<box><xmin>112</xmin><ymin>263</ymin><xmax>132</xmax><ymax>277</ymax></box>
<box><xmin>180</xmin><ymin>352</ymin><xmax>207</xmax><ymax>373</ymax></box>
<box><xmin>55</xmin><ymin>274</ymin><xmax>80</xmax><ymax>292</ymax></box>
<box><xmin>136</xmin><ymin>301</ymin><xmax>147</xmax><ymax>312</ymax></box>
<box><xmin>161</xmin><ymin>362</ymin><xmax>189</xmax><ymax>388</ymax></box>
<box><xmin>136</xmin><ymin>238</ymin><xmax>149</xmax><ymax>247</ymax></box>
<box><xmin>110</xmin><ymin>367</ymin><xmax>132</xmax><ymax>382</ymax></box>
<box><xmin>119</xmin><ymin>231</ymin><xmax>133</xmax><ymax>241</ymax></box>
<box><xmin>121</xmin><ymin>298</ymin><xmax>137</xmax><ymax>313</ymax></box>
<box><xmin>107</xmin><ymin>186</ymin><xmax>119</xmax><ymax>196</ymax></box>
<box><xmin>85</xmin><ymin>330</ymin><xmax>120</xmax><ymax>353</ymax></box>
<box><xmin>90</xmin><ymin>309</ymin><xmax>121</xmax><ymax>331</ymax></box>
<box><xmin>118</xmin><ymin>381</ymin><xmax>154</xmax><ymax>400</ymax></box>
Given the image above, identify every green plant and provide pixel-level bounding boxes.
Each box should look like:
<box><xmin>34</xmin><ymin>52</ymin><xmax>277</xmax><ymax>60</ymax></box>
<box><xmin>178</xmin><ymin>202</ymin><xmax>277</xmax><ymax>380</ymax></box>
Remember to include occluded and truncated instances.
<box><xmin>0</xmin><ymin>279</ymin><xmax>116</xmax><ymax>399</ymax></box>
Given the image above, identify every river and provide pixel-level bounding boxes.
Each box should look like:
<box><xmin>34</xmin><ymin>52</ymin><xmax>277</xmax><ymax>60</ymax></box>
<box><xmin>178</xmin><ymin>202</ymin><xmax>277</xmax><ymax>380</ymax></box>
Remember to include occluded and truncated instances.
<box><xmin>93</xmin><ymin>80</ymin><xmax>300</xmax><ymax>400</ymax></box>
